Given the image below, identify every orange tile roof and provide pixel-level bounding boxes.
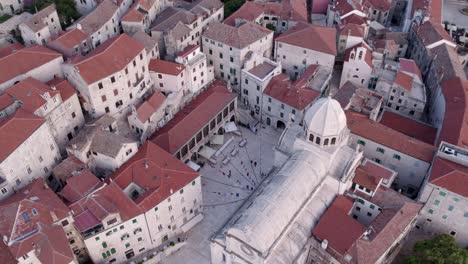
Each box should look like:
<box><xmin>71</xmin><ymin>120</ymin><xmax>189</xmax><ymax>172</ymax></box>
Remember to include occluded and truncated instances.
<box><xmin>71</xmin><ymin>34</ymin><xmax>145</xmax><ymax>84</ymax></box>
<box><xmin>0</xmin><ymin>45</ymin><xmax>62</xmax><ymax>86</ymax></box>
<box><xmin>415</xmin><ymin>20</ymin><xmax>453</xmax><ymax>47</ymax></box>
<box><xmin>438</xmin><ymin>77</ymin><xmax>468</xmax><ymax>147</ymax></box>
<box><xmin>109</xmin><ymin>141</ymin><xmax>199</xmax><ymax>211</ymax></box>
<box><xmin>151</xmin><ymin>81</ymin><xmax>236</xmax><ymax>154</ymax></box>
<box><xmin>122</xmin><ymin>7</ymin><xmax>146</xmax><ymax>23</ymax></box>
<box><xmin>46</xmin><ymin>78</ymin><xmax>77</xmax><ymax>101</ymax></box>
<box><xmin>0</xmin><ymin>94</ymin><xmax>14</xmax><ymax>110</ymax></box>
<box><xmin>276</xmin><ymin>22</ymin><xmax>337</xmax><ymax>55</ymax></box>
<box><xmin>0</xmin><ymin>178</ymin><xmax>70</xmax><ymax>246</ymax></box>
<box><xmin>394</xmin><ymin>71</ymin><xmax>414</xmax><ymax>91</ymax></box>
<box><xmin>353</xmin><ymin>166</ymin><xmax>382</xmax><ymax>191</ymax></box>
<box><xmin>339</xmin><ymin>23</ymin><xmax>366</xmax><ymax>38</ymax></box>
<box><xmin>0</xmin><ymin>43</ymin><xmax>24</xmax><ymax>58</ymax></box>
<box><xmin>136</xmin><ymin>92</ymin><xmax>165</xmax><ymax>123</ymax></box>
<box><xmin>346</xmin><ymin>111</ymin><xmax>436</xmax><ymax>162</ymax></box>
<box><xmin>429</xmin><ymin>157</ymin><xmax>468</xmax><ymax>197</ymax></box>
<box><xmin>380</xmin><ymin>111</ymin><xmax>436</xmax><ymax>145</ymax></box>
<box><xmin>263</xmin><ymin>67</ymin><xmax>321</xmax><ymax>110</ymax></box>
<box><xmin>399</xmin><ymin>58</ymin><xmax>422</xmax><ymax>81</ymax></box>
<box><xmin>49</xmin><ymin>28</ymin><xmax>88</xmax><ymax>49</ymax></box>
<box><xmin>149</xmin><ymin>59</ymin><xmax>185</xmax><ymax>76</ymax></box>
<box><xmin>313</xmin><ymin>195</ymin><xmax>366</xmax><ymax>256</ymax></box>
<box><xmin>6</xmin><ymin>77</ymin><xmax>60</xmax><ymax>113</ymax></box>
<box><xmin>59</xmin><ymin>169</ymin><xmax>103</xmax><ymax>204</ymax></box>
<box><xmin>0</xmin><ymin>109</ymin><xmax>45</xmax><ymax>162</ymax></box>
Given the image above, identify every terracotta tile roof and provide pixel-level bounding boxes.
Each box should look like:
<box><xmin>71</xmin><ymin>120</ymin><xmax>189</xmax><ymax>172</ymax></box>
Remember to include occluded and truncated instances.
<box><xmin>346</xmin><ymin>111</ymin><xmax>436</xmax><ymax>162</ymax></box>
<box><xmin>122</xmin><ymin>6</ymin><xmax>147</xmax><ymax>23</ymax></box>
<box><xmin>428</xmin><ymin>43</ymin><xmax>467</xmax><ymax>81</ymax></box>
<box><xmin>0</xmin><ymin>178</ymin><xmax>70</xmax><ymax>245</ymax></box>
<box><xmin>151</xmin><ymin>81</ymin><xmax>236</xmax><ymax>153</ymax></box>
<box><xmin>332</xmin><ymin>0</ymin><xmax>362</xmax><ymax>15</ymax></box>
<box><xmin>276</xmin><ymin>22</ymin><xmax>337</xmax><ymax>55</ymax></box>
<box><xmin>344</xmin><ymin>42</ymin><xmax>373</xmax><ymax>67</ymax></box>
<box><xmin>339</xmin><ymin>23</ymin><xmax>365</xmax><ymax>38</ymax></box>
<box><xmin>49</xmin><ymin>28</ymin><xmax>88</xmax><ymax>49</ymax></box>
<box><xmin>0</xmin><ymin>45</ymin><xmax>62</xmax><ymax>86</ymax></box>
<box><xmin>71</xmin><ymin>33</ymin><xmax>145</xmax><ymax>84</ymax></box>
<box><xmin>429</xmin><ymin>157</ymin><xmax>468</xmax><ymax>197</ymax></box>
<box><xmin>0</xmin><ymin>93</ymin><xmax>14</xmax><ymax>110</ymax></box>
<box><xmin>415</xmin><ymin>20</ymin><xmax>453</xmax><ymax>47</ymax></box>
<box><xmin>223</xmin><ymin>1</ymin><xmax>265</xmax><ymax>26</ymax></box>
<box><xmin>23</xmin><ymin>4</ymin><xmax>57</xmax><ymax>32</ymax></box>
<box><xmin>399</xmin><ymin>58</ymin><xmax>422</xmax><ymax>81</ymax></box>
<box><xmin>70</xmin><ymin>182</ymin><xmax>143</xmax><ymax>232</ymax></box>
<box><xmin>0</xmin><ymin>241</ymin><xmax>15</xmax><ymax>264</ymax></box>
<box><xmin>51</xmin><ymin>155</ymin><xmax>86</xmax><ymax>183</ymax></box>
<box><xmin>0</xmin><ymin>43</ymin><xmax>24</xmax><ymax>58</ymax></box>
<box><xmin>6</xmin><ymin>77</ymin><xmax>60</xmax><ymax>113</ymax></box>
<box><xmin>59</xmin><ymin>169</ymin><xmax>103</xmax><ymax>204</ymax></box>
<box><xmin>333</xmin><ymin>81</ymin><xmax>360</xmax><ymax>107</ymax></box>
<box><xmin>349</xmin><ymin>201</ymin><xmax>422</xmax><ymax>264</ymax></box>
<box><xmin>176</xmin><ymin>44</ymin><xmax>198</xmax><ymax>58</ymax></box>
<box><xmin>263</xmin><ymin>68</ymin><xmax>321</xmax><ymax>110</ymax></box>
<box><xmin>135</xmin><ymin>92</ymin><xmax>165</xmax><ymax>123</ymax></box>
<box><xmin>77</xmin><ymin>0</ymin><xmax>119</xmax><ymax>35</ymax></box>
<box><xmin>0</xmin><ymin>109</ymin><xmax>45</xmax><ymax>162</ymax></box>
<box><xmin>9</xmin><ymin>223</ymin><xmax>74</xmax><ymax>264</ymax></box>
<box><xmin>438</xmin><ymin>77</ymin><xmax>468</xmax><ymax>147</ymax></box>
<box><xmin>149</xmin><ymin>59</ymin><xmax>185</xmax><ymax>76</ymax></box>
<box><xmin>109</xmin><ymin>141</ymin><xmax>199</xmax><ymax>211</ymax></box>
<box><xmin>394</xmin><ymin>71</ymin><xmax>414</xmax><ymax>91</ymax></box>
<box><xmin>380</xmin><ymin>111</ymin><xmax>436</xmax><ymax>145</ymax></box>
<box><xmin>46</xmin><ymin>78</ymin><xmax>77</xmax><ymax>101</ymax></box>
<box><xmin>360</xmin><ymin>159</ymin><xmax>395</xmax><ymax>182</ymax></box>
<box><xmin>353</xmin><ymin>166</ymin><xmax>383</xmax><ymax>192</ymax></box>
<box><xmin>203</xmin><ymin>22</ymin><xmax>272</xmax><ymax>49</ymax></box>
<box><xmin>312</xmin><ymin>195</ymin><xmax>366</xmax><ymax>256</ymax></box>
<box><xmin>341</xmin><ymin>13</ymin><xmax>367</xmax><ymax>25</ymax></box>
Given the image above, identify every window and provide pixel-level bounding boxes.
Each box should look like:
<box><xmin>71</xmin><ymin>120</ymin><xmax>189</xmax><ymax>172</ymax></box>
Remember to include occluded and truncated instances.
<box><xmin>393</xmin><ymin>154</ymin><xmax>401</xmax><ymax>160</ymax></box>
<box><xmin>95</xmin><ymin>237</ymin><xmax>100</xmax><ymax>241</ymax></box>
<box><xmin>98</xmin><ymin>82</ymin><xmax>103</xmax><ymax>89</ymax></box>
<box><xmin>219</xmin><ymin>53</ymin><xmax>223</xmax><ymax>59</ymax></box>
<box><xmin>132</xmin><ymin>219</ymin><xmax>137</xmax><ymax>224</ymax></box>
<box><xmin>110</xmin><ymin>76</ymin><xmax>115</xmax><ymax>83</ymax></box>
<box><xmin>125</xmin><ymin>243</ymin><xmax>130</xmax><ymax>248</ymax></box>
<box><xmin>367</xmin><ymin>212</ymin><xmax>372</xmax><ymax>217</ymax></box>
<box><xmin>428</xmin><ymin>209</ymin><xmax>434</xmax><ymax>214</ymax></box>
<box><xmin>192</xmin><ymin>180</ymin><xmax>196</xmax><ymax>186</ymax></box>
<box><xmin>102</xmin><ymin>95</ymin><xmax>107</xmax><ymax>102</ymax></box>
<box><xmin>27</xmin><ymin>167</ymin><xmax>32</xmax><ymax>174</ymax></box>
<box><xmin>268</xmin><ymin>98</ymin><xmax>272</xmax><ymax>103</ymax></box>
<box><xmin>357</xmin><ymin>140</ymin><xmax>366</xmax><ymax>146</ymax></box>
<box><xmin>110</xmin><ymin>248</ymin><xmax>116</xmax><ymax>254</ymax></box>
<box><xmin>448</xmin><ymin>205</ymin><xmax>454</xmax><ymax>211</ymax></box>
<box><xmin>370</xmin><ymin>204</ymin><xmax>375</xmax><ymax>209</ymax></box>
<box><xmin>120</xmin><ymin>225</ymin><xmax>124</xmax><ymax>230</ymax></box>
<box><xmin>102</xmin><ymin>242</ymin><xmax>108</xmax><ymax>248</ymax></box>
<box><xmin>439</xmin><ymin>191</ymin><xmax>446</xmax><ymax>197</ymax></box>
<box><xmin>113</xmin><ymin>89</ymin><xmax>118</xmax><ymax>96</ymax></box>
<box><xmin>71</xmin><ymin>112</ymin><xmax>76</xmax><ymax>118</ymax></box>
<box><xmin>376</xmin><ymin>147</ymin><xmax>385</xmax><ymax>154</ymax></box>
<box><xmin>138</xmin><ymin>237</ymin><xmax>143</xmax><ymax>242</ymax></box>
<box><xmin>356</xmin><ymin>206</ymin><xmax>361</xmax><ymax>211</ymax></box>
<box><xmin>1</xmin><ymin>188</ymin><xmax>7</xmax><ymax>194</ymax></box>
<box><xmin>434</xmin><ymin>200</ymin><xmax>440</xmax><ymax>205</ymax></box>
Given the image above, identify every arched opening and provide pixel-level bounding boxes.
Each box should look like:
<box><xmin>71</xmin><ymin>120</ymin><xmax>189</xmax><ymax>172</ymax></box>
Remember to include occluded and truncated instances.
<box><xmin>315</xmin><ymin>136</ymin><xmax>321</xmax><ymax>145</ymax></box>
<box><xmin>266</xmin><ymin>117</ymin><xmax>271</xmax><ymax>126</ymax></box>
<box><xmin>190</xmin><ymin>152</ymin><xmax>197</xmax><ymax>162</ymax></box>
<box><xmin>331</xmin><ymin>137</ymin><xmax>336</xmax><ymax>145</ymax></box>
<box><xmin>230</xmin><ymin>115</ymin><xmax>235</xmax><ymax>122</ymax></box>
<box><xmin>309</xmin><ymin>134</ymin><xmax>314</xmax><ymax>142</ymax></box>
<box><xmin>324</xmin><ymin>138</ymin><xmax>329</xmax><ymax>146</ymax></box>
<box><xmin>276</xmin><ymin>120</ymin><xmax>286</xmax><ymax>129</ymax></box>
<box><xmin>217</xmin><ymin>127</ymin><xmax>224</xmax><ymax>135</ymax></box>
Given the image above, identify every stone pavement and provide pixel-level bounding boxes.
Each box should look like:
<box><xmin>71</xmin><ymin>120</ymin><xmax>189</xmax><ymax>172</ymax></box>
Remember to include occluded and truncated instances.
<box><xmin>159</xmin><ymin>125</ymin><xmax>282</xmax><ymax>264</ymax></box>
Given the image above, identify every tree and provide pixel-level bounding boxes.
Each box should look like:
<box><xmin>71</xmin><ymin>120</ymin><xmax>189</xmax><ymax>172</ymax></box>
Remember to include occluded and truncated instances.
<box><xmin>266</xmin><ymin>23</ymin><xmax>276</xmax><ymax>31</ymax></box>
<box><xmin>405</xmin><ymin>234</ymin><xmax>468</xmax><ymax>264</ymax></box>
<box><xmin>223</xmin><ymin>0</ymin><xmax>245</xmax><ymax>18</ymax></box>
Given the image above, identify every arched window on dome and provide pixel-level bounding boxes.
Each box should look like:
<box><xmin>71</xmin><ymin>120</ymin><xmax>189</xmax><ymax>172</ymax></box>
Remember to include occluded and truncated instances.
<box><xmin>315</xmin><ymin>136</ymin><xmax>321</xmax><ymax>145</ymax></box>
<box><xmin>324</xmin><ymin>138</ymin><xmax>329</xmax><ymax>146</ymax></box>
<box><xmin>309</xmin><ymin>134</ymin><xmax>314</xmax><ymax>142</ymax></box>
<box><xmin>331</xmin><ymin>137</ymin><xmax>336</xmax><ymax>145</ymax></box>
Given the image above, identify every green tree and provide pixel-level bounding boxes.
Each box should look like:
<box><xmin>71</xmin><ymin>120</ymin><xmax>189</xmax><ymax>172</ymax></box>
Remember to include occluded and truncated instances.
<box><xmin>404</xmin><ymin>234</ymin><xmax>468</xmax><ymax>264</ymax></box>
<box><xmin>26</xmin><ymin>0</ymin><xmax>80</xmax><ymax>27</ymax></box>
<box><xmin>266</xmin><ymin>23</ymin><xmax>275</xmax><ymax>31</ymax></box>
<box><xmin>223</xmin><ymin>0</ymin><xmax>245</xmax><ymax>18</ymax></box>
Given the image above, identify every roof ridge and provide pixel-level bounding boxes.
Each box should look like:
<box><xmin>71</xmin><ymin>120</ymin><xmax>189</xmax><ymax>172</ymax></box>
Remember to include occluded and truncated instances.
<box><xmin>75</xmin><ymin>34</ymin><xmax>125</xmax><ymax>66</ymax></box>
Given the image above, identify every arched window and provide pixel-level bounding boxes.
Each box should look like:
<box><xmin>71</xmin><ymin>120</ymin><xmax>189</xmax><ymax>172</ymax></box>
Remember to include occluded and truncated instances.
<box><xmin>324</xmin><ymin>138</ymin><xmax>329</xmax><ymax>146</ymax></box>
<box><xmin>358</xmin><ymin>51</ymin><xmax>363</xmax><ymax>59</ymax></box>
<box><xmin>315</xmin><ymin>136</ymin><xmax>321</xmax><ymax>145</ymax></box>
<box><xmin>350</xmin><ymin>53</ymin><xmax>355</xmax><ymax>59</ymax></box>
<box><xmin>309</xmin><ymin>134</ymin><xmax>314</xmax><ymax>142</ymax></box>
<box><xmin>331</xmin><ymin>137</ymin><xmax>336</xmax><ymax>145</ymax></box>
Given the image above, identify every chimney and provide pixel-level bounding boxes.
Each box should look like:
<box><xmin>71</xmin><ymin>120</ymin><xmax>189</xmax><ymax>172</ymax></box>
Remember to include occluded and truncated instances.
<box><xmin>76</xmin><ymin>23</ymin><xmax>82</xmax><ymax>30</ymax></box>
<box><xmin>50</xmin><ymin>85</ymin><xmax>56</xmax><ymax>91</ymax></box>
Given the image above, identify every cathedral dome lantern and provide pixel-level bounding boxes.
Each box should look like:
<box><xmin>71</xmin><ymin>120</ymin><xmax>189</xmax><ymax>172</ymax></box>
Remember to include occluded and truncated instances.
<box><xmin>303</xmin><ymin>97</ymin><xmax>347</xmax><ymax>147</ymax></box>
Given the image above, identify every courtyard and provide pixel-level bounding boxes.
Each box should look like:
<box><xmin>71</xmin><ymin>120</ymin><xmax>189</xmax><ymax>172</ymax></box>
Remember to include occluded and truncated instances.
<box><xmin>159</xmin><ymin>124</ymin><xmax>282</xmax><ymax>263</ymax></box>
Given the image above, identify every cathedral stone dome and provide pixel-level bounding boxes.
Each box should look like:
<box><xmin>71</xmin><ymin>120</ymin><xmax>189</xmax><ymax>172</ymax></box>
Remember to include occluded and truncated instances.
<box><xmin>304</xmin><ymin>97</ymin><xmax>347</xmax><ymax>144</ymax></box>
